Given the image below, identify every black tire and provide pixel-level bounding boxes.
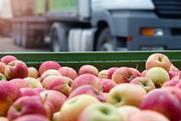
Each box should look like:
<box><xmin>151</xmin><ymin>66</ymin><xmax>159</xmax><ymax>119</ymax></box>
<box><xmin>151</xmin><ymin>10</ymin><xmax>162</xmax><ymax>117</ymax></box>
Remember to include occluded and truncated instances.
<box><xmin>50</xmin><ymin>23</ymin><xmax>69</xmax><ymax>52</ymax></box>
<box><xmin>96</xmin><ymin>28</ymin><xmax>115</xmax><ymax>51</ymax></box>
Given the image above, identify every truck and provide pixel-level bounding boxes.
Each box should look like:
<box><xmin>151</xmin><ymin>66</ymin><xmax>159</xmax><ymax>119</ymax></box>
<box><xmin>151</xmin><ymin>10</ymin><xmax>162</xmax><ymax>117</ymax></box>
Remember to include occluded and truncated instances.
<box><xmin>11</xmin><ymin>0</ymin><xmax>181</xmax><ymax>51</ymax></box>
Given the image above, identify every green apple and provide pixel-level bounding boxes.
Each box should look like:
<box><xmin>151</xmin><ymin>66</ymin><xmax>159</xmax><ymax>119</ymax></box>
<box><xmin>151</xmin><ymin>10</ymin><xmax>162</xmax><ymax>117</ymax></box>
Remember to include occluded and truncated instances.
<box><xmin>78</xmin><ymin>103</ymin><xmax>123</xmax><ymax>121</ymax></box>
<box><xmin>59</xmin><ymin>95</ymin><xmax>100</xmax><ymax>121</ymax></box>
<box><xmin>145</xmin><ymin>67</ymin><xmax>170</xmax><ymax>88</ymax></box>
<box><xmin>107</xmin><ymin>83</ymin><xmax>146</xmax><ymax>107</ymax></box>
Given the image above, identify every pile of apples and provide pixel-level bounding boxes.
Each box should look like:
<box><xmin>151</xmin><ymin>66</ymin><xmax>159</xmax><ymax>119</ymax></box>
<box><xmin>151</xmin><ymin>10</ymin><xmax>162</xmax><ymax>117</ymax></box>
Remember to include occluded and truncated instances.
<box><xmin>0</xmin><ymin>53</ymin><xmax>180</xmax><ymax>121</ymax></box>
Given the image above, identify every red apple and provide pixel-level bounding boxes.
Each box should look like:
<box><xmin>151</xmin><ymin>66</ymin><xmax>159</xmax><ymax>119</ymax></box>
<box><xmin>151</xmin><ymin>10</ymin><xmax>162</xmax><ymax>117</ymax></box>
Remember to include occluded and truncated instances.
<box><xmin>112</xmin><ymin>67</ymin><xmax>141</xmax><ymax>84</ymax></box>
<box><xmin>13</xmin><ymin>115</ymin><xmax>49</xmax><ymax>121</ymax></box>
<box><xmin>19</xmin><ymin>88</ymin><xmax>41</xmax><ymax>97</ymax></box>
<box><xmin>39</xmin><ymin>61</ymin><xmax>61</xmax><ymax>75</ymax></box>
<box><xmin>141</xmin><ymin>70</ymin><xmax>147</xmax><ymax>77</ymax></box>
<box><xmin>100</xmin><ymin>79</ymin><xmax>117</xmax><ymax>92</ymax></box>
<box><xmin>71</xmin><ymin>74</ymin><xmax>102</xmax><ymax>92</ymax></box>
<box><xmin>130</xmin><ymin>77</ymin><xmax>155</xmax><ymax>92</ymax></box>
<box><xmin>4</xmin><ymin>60</ymin><xmax>28</xmax><ymax>80</ymax></box>
<box><xmin>145</xmin><ymin>53</ymin><xmax>171</xmax><ymax>71</ymax></box>
<box><xmin>69</xmin><ymin>85</ymin><xmax>105</xmax><ymax>102</ymax></box>
<box><xmin>40</xmin><ymin>69</ymin><xmax>62</xmax><ymax>82</ymax></box>
<box><xmin>0</xmin><ymin>81</ymin><xmax>20</xmax><ymax>116</ymax></box>
<box><xmin>7</xmin><ymin>96</ymin><xmax>47</xmax><ymax>121</ymax></box>
<box><xmin>9</xmin><ymin>78</ymin><xmax>30</xmax><ymax>89</ymax></box>
<box><xmin>162</xmin><ymin>76</ymin><xmax>181</xmax><ymax>87</ymax></box>
<box><xmin>24</xmin><ymin>77</ymin><xmax>43</xmax><ymax>88</ymax></box>
<box><xmin>168</xmin><ymin>70</ymin><xmax>180</xmax><ymax>79</ymax></box>
<box><xmin>59</xmin><ymin>95</ymin><xmax>100</xmax><ymax>121</ymax></box>
<box><xmin>108</xmin><ymin>67</ymin><xmax>119</xmax><ymax>79</ymax></box>
<box><xmin>47</xmin><ymin>76</ymin><xmax>73</xmax><ymax>97</ymax></box>
<box><xmin>78</xmin><ymin>65</ymin><xmax>99</xmax><ymax>76</ymax></box>
<box><xmin>78</xmin><ymin>103</ymin><xmax>123</xmax><ymax>121</ymax></box>
<box><xmin>128</xmin><ymin>110</ymin><xmax>170</xmax><ymax>121</ymax></box>
<box><xmin>169</xmin><ymin>64</ymin><xmax>179</xmax><ymax>72</ymax></box>
<box><xmin>40</xmin><ymin>90</ymin><xmax>67</xmax><ymax>118</ymax></box>
<box><xmin>145</xmin><ymin>67</ymin><xmax>170</xmax><ymax>88</ymax></box>
<box><xmin>117</xmin><ymin>105</ymin><xmax>141</xmax><ymax>121</ymax></box>
<box><xmin>27</xmin><ymin>67</ymin><xmax>39</xmax><ymax>78</ymax></box>
<box><xmin>42</xmin><ymin>75</ymin><xmax>61</xmax><ymax>89</ymax></box>
<box><xmin>1</xmin><ymin>55</ymin><xmax>17</xmax><ymax>64</ymax></box>
<box><xmin>140</xmin><ymin>89</ymin><xmax>181</xmax><ymax>121</ymax></box>
<box><xmin>58</xmin><ymin>66</ymin><xmax>78</xmax><ymax>80</ymax></box>
<box><xmin>175</xmin><ymin>81</ymin><xmax>181</xmax><ymax>89</ymax></box>
<box><xmin>107</xmin><ymin>83</ymin><xmax>146</xmax><ymax>107</ymax></box>
<box><xmin>0</xmin><ymin>62</ymin><xmax>5</xmax><ymax>74</ymax></box>
<box><xmin>98</xmin><ymin>70</ymin><xmax>109</xmax><ymax>79</ymax></box>
<box><xmin>0</xmin><ymin>117</ymin><xmax>8</xmax><ymax>121</ymax></box>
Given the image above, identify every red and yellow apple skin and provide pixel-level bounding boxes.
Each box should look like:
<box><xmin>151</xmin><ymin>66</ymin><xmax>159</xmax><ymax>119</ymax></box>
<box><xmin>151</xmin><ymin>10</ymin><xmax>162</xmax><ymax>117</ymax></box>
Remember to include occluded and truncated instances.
<box><xmin>40</xmin><ymin>69</ymin><xmax>62</xmax><ymax>82</ymax></box>
<box><xmin>39</xmin><ymin>61</ymin><xmax>61</xmax><ymax>75</ymax></box>
<box><xmin>9</xmin><ymin>78</ymin><xmax>30</xmax><ymax>89</ymax></box>
<box><xmin>13</xmin><ymin>115</ymin><xmax>49</xmax><ymax>121</ymax></box>
<box><xmin>100</xmin><ymin>79</ymin><xmax>117</xmax><ymax>93</ymax></box>
<box><xmin>107</xmin><ymin>67</ymin><xmax>119</xmax><ymax>79</ymax></box>
<box><xmin>112</xmin><ymin>67</ymin><xmax>141</xmax><ymax>84</ymax></box>
<box><xmin>140</xmin><ymin>89</ymin><xmax>181</xmax><ymax>121</ymax></box>
<box><xmin>175</xmin><ymin>81</ymin><xmax>181</xmax><ymax>89</ymax></box>
<box><xmin>130</xmin><ymin>77</ymin><xmax>155</xmax><ymax>92</ymax></box>
<box><xmin>4</xmin><ymin>60</ymin><xmax>28</xmax><ymax>80</ymax></box>
<box><xmin>78</xmin><ymin>65</ymin><xmax>99</xmax><ymax>76</ymax></box>
<box><xmin>78</xmin><ymin>103</ymin><xmax>123</xmax><ymax>121</ymax></box>
<box><xmin>7</xmin><ymin>96</ymin><xmax>47</xmax><ymax>121</ymax></box>
<box><xmin>0</xmin><ymin>62</ymin><xmax>6</xmax><ymax>74</ymax></box>
<box><xmin>27</xmin><ymin>67</ymin><xmax>39</xmax><ymax>78</ymax></box>
<box><xmin>128</xmin><ymin>110</ymin><xmax>170</xmax><ymax>121</ymax></box>
<box><xmin>107</xmin><ymin>83</ymin><xmax>146</xmax><ymax>107</ymax></box>
<box><xmin>58</xmin><ymin>66</ymin><xmax>78</xmax><ymax>80</ymax></box>
<box><xmin>47</xmin><ymin>76</ymin><xmax>73</xmax><ymax>97</ymax></box>
<box><xmin>71</xmin><ymin>74</ymin><xmax>102</xmax><ymax>92</ymax></box>
<box><xmin>0</xmin><ymin>117</ymin><xmax>8</xmax><ymax>121</ymax></box>
<box><xmin>98</xmin><ymin>70</ymin><xmax>109</xmax><ymax>79</ymax></box>
<box><xmin>1</xmin><ymin>55</ymin><xmax>17</xmax><ymax>65</ymax></box>
<box><xmin>59</xmin><ymin>95</ymin><xmax>100</xmax><ymax>121</ymax></box>
<box><xmin>145</xmin><ymin>53</ymin><xmax>171</xmax><ymax>71</ymax></box>
<box><xmin>0</xmin><ymin>81</ymin><xmax>20</xmax><ymax>116</ymax></box>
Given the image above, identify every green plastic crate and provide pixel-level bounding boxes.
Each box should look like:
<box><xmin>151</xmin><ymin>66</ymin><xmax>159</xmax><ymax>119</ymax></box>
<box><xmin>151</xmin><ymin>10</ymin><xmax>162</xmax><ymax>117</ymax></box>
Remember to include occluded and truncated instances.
<box><xmin>0</xmin><ymin>51</ymin><xmax>180</xmax><ymax>71</ymax></box>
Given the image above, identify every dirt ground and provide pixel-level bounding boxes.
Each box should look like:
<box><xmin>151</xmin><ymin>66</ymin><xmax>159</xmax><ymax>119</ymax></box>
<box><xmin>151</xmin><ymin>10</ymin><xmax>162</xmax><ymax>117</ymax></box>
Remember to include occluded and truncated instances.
<box><xmin>0</xmin><ymin>37</ymin><xmax>49</xmax><ymax>52</ymax></box>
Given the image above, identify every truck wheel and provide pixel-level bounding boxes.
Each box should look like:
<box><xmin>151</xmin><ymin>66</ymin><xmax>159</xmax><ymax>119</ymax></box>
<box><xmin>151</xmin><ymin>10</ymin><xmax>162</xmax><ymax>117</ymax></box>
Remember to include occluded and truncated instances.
<box><xmin>50</xmin><ymin>23</ymin><xmax>69</xmax><ymax>52</ymax></box>
<box><xmin>96</xmin><ymin>28</ymin><xmax>115</xmax><ymax>51</ymax></box>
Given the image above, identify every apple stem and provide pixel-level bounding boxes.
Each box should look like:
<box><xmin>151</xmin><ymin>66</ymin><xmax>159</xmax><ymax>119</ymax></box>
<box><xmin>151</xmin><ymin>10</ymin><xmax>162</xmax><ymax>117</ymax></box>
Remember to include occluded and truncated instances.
<box><xmin>135</xmin><ymin>64</ymin><xmax>139</xmax><ymax>70</ymax></box>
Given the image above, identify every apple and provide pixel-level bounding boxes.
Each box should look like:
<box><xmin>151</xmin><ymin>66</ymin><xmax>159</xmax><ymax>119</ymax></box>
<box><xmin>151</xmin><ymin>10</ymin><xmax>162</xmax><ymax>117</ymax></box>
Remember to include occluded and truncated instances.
<box><xmin>0</xmin><ymin>62</ymin><xmax>5</xmax><ymax>74</ymax></box>
<box><xmin>69</xmin><ymin>85</ymin><xmax>105</xmax><ymax>102</ymax></box>
<box><xmin>13</xmin><ymin>115</ymin><xmax>49</xmax><ymax>121</ymax></box>
<box><xmin>145</xmin><ymin>67</ymin><xmax>170</xmax><ymax>88</ymax></box>
<box><xmin>9</xmin><ymin>78</ymin><xmax>30</xmax><ymax>89</ymax></box>
<box><xmin>58</xmin><ymin>66</ymin><xmax>78</xmax><ymax>80</ymax></box>
<box><xmin>24</xmin><ymin>77</ymin><xmax>43</xmax><ymax>88</ymax></box>
<box><xmin>162</xmin><ymin>76</ymin><xmax>181</xmax><ymax>87</ymax></box>
<box><xmin>40</xmin><ymin>90</ymin><xmax>67</xmax><ymax>118</ymax></box>
<box><xmin>27</xmin><ymin>67</ymin><xmax>39</xmax><ymax>78</ymax></box>
<box><xmin>40</xmin><ymin>69</ymin><xmax>62</xmax><ymax>82</ymax></box>
<box><xmin>20</xmin><ymin>88</ymin><xmax>39</xmax><ymax>97</ymax></box>
<box><xmin>47</xmin><ymin>76</ymin><xmax>73</xmax><ymax>97</ymax></box>
<box><xmin>141</xmin><ymin>70</ymin><xmax>147</xmax><ymax>77</ymax></box>
<box><xmin>140</xmin><ymin>89</ymin><xmax>181</xmax><ymax>121</ymax></box>
<box><xmin>130</xmin><ymin>77</ymin><xmax>155</xmax><ymax>92</ymax></box>
<box><xmin>169</xmin><ymin>63</ymin><xmax>179</xmax><ymax>72</ymax></box>
<box><xmin>7</xmin><ymin>96</ymin><xmax>47</xmax><ymax>121</ymax></box>
<box><xmin>78</xmin><ymin>103</ymin><xmax>123</xmax><ymax>121</ymax></box>
<box><xmin>0</xmin><ymin>81</ymin><xmax>20</xmax><ymax>116</ymax></box>
<box><xmin>168</xmin><ymin>70</ymin><xmax>180</xmax><ymax>80</ymax></box>
<box><xmin>4</xmin><ymin>60</ymin><xmax>28</xmax><ymax>80</ymax></box>
<box><xmin>112</xmin><ymin>67</ymin><xmax>141</xmax><ymax>84</ymax></box>
<box><xmin>107</xmin><ymin>83</ymin><xmax>146</xmax><ymax>107</ymax></box>
<box><xmin>39</xmin><ymin>61</ymin><xmax>61</xmax><ymax>75</ymax></box>
<box><xmin>100</xmin><ymin>79</ymin><xmax>117</xmax><ymax>92</ymax></box>
<box><xmin>42</xmin><ymin>75</ymin><xmax>61</xmax><ymax>89</ymax></box>
<box><xmin>108</xmin><ymin>67</ymin><xmax>119</xmax><ymax>79</ymax></box>
<box><xmin>117</xmin><ymin>105</ymin><xmax>140</xmax><ymax>121</ymax></box>
<box><xmin>128</xmin><ymin>110</ymin><xmax>170</xmax><ymax>121</ymax></box>
<box><xmin>71</xmin><ymin>74</ymin><xmax>102</xmax><ymax>92</ymax></box>
<box><xmin>0</xmin><ymin>117</ymin><xmax>8</xmax><ymax>121</ymax></box>
<box><xmin>98</xmin><ymin>70</ymin><xmax>109</xmax><ymax>79</ymax></box>
<box><xmin>53</xmin><ymin>112</ymin><xmax>61</xmax><ymax>121</ymax></box>
<box><xmin>1</xmin><ymin>55</ymin><xmax>17</xmax><ymax>64</ymax></box>
<box><xmin>58</xmin><ymin>95</ymin><xmax>100</xmax><ymax>121</ymax></box>
<box><xmin>0</xmin><ymin>73</ymin><xmax>7</xmax><ymax>81</ymax></box>
<box><xmin>78</xmin><ymin>65</ymin><xmax>99</xmax><ymax>76</ymax></box>
<box><xmin>175</xmin><ymin>81</ymin><xmax>181</xmax><ymax>89</ymax></box>
<box><xmin>145</xmin><ymin>53</ymin><xmax>171</xmax><ymax>71</ymax></box>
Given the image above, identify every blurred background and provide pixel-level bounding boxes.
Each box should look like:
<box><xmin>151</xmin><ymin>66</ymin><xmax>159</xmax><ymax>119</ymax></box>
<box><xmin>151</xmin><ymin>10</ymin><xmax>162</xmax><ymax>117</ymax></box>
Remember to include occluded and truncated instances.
<box><xmin>0</xmin><ymin>0</ymin><xmax>181</xmax><ymax>52</ymax></box>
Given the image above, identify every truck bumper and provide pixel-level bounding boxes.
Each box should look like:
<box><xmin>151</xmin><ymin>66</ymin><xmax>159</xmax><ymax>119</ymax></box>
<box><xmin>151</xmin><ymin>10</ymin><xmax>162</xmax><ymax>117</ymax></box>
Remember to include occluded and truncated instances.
<box><xmin>111</xmin><ymin>11</ymin><xmax>181</xmax><ymax>50</ymax></box>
